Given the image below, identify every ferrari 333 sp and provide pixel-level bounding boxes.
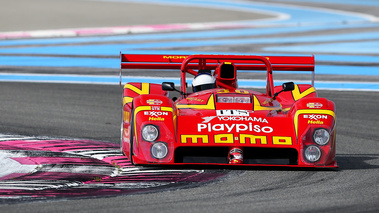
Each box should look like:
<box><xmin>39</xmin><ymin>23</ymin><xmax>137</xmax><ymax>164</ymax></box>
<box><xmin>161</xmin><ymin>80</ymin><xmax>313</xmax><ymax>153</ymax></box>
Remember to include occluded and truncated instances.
<box><xmin>120</xmin><ymin>54</ymin><xmax>337</xmax><ymax>168</ymax></box>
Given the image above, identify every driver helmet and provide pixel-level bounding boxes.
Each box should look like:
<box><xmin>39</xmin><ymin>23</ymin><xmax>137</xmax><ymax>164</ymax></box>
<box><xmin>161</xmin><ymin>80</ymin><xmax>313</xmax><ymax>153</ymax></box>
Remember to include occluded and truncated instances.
<box><xmin>192</xmin><ymin>70</ymin><xmax>216</xmax><ymax>92</ymax></box>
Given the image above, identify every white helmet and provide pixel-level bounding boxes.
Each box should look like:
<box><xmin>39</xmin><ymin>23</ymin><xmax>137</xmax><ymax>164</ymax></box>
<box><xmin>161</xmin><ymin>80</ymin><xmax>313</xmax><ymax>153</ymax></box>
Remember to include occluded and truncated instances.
<box><xmin>192</xmin><ymin>71</ymin><xmax>216</xmax><ymax>92</ymax></box>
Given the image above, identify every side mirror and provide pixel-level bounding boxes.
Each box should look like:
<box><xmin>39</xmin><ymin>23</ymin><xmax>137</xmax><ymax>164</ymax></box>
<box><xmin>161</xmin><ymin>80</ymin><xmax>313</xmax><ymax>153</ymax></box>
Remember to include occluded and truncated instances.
<box><xmin>273</xmin><ymin>82</ymin><xmax>295</xmax><ymax>100</ymax></box>
<box><xmin>282</xmin><ymin>82</ymin><xmax>295</xmax><ymax>92</ymax></box>
<box><xmin>162</xmin><ymin>82</ymin><xmax>187</xmax><ymax>96</ymax></box>
<box><xmin>162</xmin><ymin>82</ymin><xmax>176</xmax><ymax>91</ymax></box>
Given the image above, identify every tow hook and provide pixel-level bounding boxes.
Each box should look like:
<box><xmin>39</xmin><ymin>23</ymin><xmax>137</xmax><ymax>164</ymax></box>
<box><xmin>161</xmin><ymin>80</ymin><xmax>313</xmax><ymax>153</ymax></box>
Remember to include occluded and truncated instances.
<box><xmin>228</xmin><ymin>147</ymin><xmax>243</xmax><ymax>164</ymax></box>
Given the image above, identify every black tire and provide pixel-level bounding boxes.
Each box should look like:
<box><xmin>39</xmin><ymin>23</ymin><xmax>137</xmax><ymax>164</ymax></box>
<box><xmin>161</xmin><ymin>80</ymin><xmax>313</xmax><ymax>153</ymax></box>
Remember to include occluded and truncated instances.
<box><xmin>120</xmin><ymin>120</ymin><xmax>124</xmax><ymax>154</ymax></box>
<box><xmin>129</xmin><ymin>108</ymin><xmax>135</xmax><ymax>165</ymax></box>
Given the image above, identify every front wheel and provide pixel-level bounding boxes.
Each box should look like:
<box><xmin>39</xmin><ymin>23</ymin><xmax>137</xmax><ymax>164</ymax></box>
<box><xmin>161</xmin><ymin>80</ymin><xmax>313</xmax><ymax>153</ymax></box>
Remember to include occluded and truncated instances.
<box><xmin>120</xmin><ymin>120</ymin><xmax>124</xmax><ymax>154</ymax></box>
<box><xmin>129</xmin><ymin>108</ymin><xmax>135</xmax><ymax>165</ymax></box>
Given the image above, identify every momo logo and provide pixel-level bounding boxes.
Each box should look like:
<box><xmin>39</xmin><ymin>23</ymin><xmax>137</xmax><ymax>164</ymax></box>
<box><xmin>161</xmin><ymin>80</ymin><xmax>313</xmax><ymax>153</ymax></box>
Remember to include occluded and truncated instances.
<box><xmin>216</xmin><ymin>110</ymin><xmax>249</xmax><ymax>116</ymax></box>
<box><xmin>303</xmin><ymin>114</ymin><xmax>328</xmax><ymax>120</ymax></box>
<box><xmin>181</xmin><ymin>134</ymin><xmax>292</xmax><ymax>145</ymax></box>
<box><xmin>163</xmin><ymin>56</ymin><xmax>187</xmax><ymax>60</ymax></box>
<box><xmin>144</xmin><ymin>111</ymin><xmax>168</xmax><ymax>117</ymax></box>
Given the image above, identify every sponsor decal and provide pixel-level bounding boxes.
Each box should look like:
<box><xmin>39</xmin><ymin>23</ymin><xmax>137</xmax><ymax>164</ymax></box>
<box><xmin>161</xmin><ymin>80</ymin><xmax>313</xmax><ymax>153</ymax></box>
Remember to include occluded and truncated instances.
<box><xmin>146</xmin><ymin>99</ymin><xmax>163</xmax><ymax>105</ymax></box>
<box><xmin>186</xmin><ymin>97</ymin><xmax>205</xmax><ymax>103</ymax></box>
<box><xmin>216</xmin><ymin>110</ymin><xmax>249</xmax><ymax>116</ymax></box>
<box><xmin>181</xmin><ymin>135</ymin><xmax>208</xmax><ymax>143</ymax></box>
<box><xmin>176</xmin><ymin>94</ymin><xmax>215</xmax><ymax>110</ymax></box>
<box><xmin>307</xmin><ymin>102</ymin><xmax>323</xmax><ymax>108</ymax></box>
<box><xmin>303</xmin><ymin>114</ymin><xmax>327</xmax><ymax>124</ymax></box>
<box><xmin>201</xmin><ymin>116</ymin><xmax>216</xmax><ymax>123</ymax></box>
<box><xmin>181</xmin><ymin>134</ymin><xmax>292</xmax><ymax>145</ymax></box>
<box><xmin>202</xmin><ymin>110</ymin><xmax>268</xmax><ymax>124</ymax></box>
<box><xmin>151</xmin><ymin>106</ymin><xmax>161</xmax><ymax>111</ymax></box>
<box><xmin>201</xmin><ymin>116</ymin><xmax>268</xmax><ymax>124</ymax></box>
<box><xmin>308</xmin><ymin>120</ymin><xmax>324</xmax><ymax>124</ymax></box>
<box><xmin>293</xmin><ymin>109</ymin><xmax>336</xmax><ymax>137</ymax></box>
<box><xmin>217</xmin><ymin>116</ymin><xmax>268</xmax><ymax>123</ymax></box>
<box><xmin>144</xmin><ymin>111</ymin><xmax>168</xmax><ymax>117</ymax></box>
<box><xmin>216</xmin><ymin>89</ymin><xmax>249</xmax><ymax>94</ymax></box>
<box><xmin>303</xmin><ymin>114</ymin><xmax>328</xmax><ymax>120</ymax></box>
<box><xmin>148</xmin><ymin>117</ymin><xmax>165</xmax><ymax>121</ymax></box>
<box><xmin>197</xmin><ymin>123</ymin><xmax>273</xmax><ymax>133</ymax></box>
<box><xmin>163</xmin><ymin>56</ymin><xmax>187</xmax><ymax>60</ymax></box>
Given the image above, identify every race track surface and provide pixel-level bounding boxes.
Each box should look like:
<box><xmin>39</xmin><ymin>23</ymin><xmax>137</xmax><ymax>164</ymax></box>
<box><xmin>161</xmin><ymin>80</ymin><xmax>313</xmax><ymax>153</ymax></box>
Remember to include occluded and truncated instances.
<box><xmin>0</xmin><ymin>0</ymin><xmax>378</xmax><ymax>212</ymax></box>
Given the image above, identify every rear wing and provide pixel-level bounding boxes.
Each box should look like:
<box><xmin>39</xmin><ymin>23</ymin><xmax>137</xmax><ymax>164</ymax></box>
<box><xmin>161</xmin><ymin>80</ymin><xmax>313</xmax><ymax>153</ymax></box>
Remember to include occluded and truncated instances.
<box><xmin>120</xmin><ymin>53</ymin><xmax>315</xmax><ymax>96</ymax></box>
<box><xmin>120</xmin><ymin>54</ymin><xmax>314</xmax><ymax>70</ymax></box>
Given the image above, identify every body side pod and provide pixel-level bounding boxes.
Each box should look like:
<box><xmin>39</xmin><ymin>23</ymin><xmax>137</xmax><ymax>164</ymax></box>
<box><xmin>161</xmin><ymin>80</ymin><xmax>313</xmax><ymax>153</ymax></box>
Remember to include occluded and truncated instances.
<box><xmin>123</xmin><ymin>82</ymin><xmax>168</xmax><ymax>108</ymax></box>
<box><xmin>274</xmin><ymin>84</ymin><xmax>317</xmax><ymax>109</ymax></box>
<box><xmin>127</xmin><ymin>93</ymin><xmax>176</xmax><ymax>165</ymax></box>
<box><xmin>289</xmin><ymin>97</ymin><xmax>337</xmax><ymax>167</ymax></box>
<box><xmin>121</xmin><ymin>83</ymin><xmax>169</xmax><ymax>158</ymax></box>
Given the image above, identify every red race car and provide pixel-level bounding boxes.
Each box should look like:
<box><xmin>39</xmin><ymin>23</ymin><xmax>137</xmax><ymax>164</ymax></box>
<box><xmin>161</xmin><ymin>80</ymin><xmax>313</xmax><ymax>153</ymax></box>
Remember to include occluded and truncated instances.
<box><xmin>120</xmin><ymin>54</ymin><xmax>337</xmax><ymax>168</ymax></box>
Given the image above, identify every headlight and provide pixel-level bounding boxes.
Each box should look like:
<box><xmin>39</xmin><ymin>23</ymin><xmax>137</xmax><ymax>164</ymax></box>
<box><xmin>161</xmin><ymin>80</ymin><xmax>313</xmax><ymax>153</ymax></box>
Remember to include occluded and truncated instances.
<box><xmin>217</xmin><ymin>96</ymin><xmax>233</xmax><ymax>103</ymax></box>
<box><xmin>151</xmin><ymin>142</ymin><xmax>168</xmax><ymax>159</ymax></box>
<box><xmin>304</xmin><ymin>145</ymin><xmax>321</xmax><ymax>162</ymax></box>
<box><xmin>217</xmin><ymin>95</ymin><xmax>250</xmax><ymax>103</ymax></box>
<box><xmin>313</xmin><ymin>128</ymin><xmax>330</xmax><ymax>145</ymax></box>
<box><xmin>142</xmin><ymin>125</ymin><xmax>159</xmax><ymax>142</ymax></box>
<box><xmin>234</xmin><ymin>97</ymin><xmax>250</xmax><ymax>103</ymax></box>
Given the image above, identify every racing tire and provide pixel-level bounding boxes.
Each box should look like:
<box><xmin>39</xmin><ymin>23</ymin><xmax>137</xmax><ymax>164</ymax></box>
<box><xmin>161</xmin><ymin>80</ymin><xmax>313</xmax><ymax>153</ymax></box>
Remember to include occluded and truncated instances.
<box><xmin>120</xmin><ymin>121</ymin><xmax>124</xmax><ymax>154</ymax></box>
<box><xmin>129</xmin><ymin>108</ymin><xmax>135</xmax><ymax>165</ymax></box>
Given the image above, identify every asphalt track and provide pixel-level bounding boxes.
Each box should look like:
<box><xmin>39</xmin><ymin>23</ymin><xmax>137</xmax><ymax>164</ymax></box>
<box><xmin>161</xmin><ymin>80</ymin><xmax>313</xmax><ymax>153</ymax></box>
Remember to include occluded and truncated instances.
<box><xmin>0</xmin><ymin>0</ymin><xmax>378</xmax><ymax>212</ymax></box>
